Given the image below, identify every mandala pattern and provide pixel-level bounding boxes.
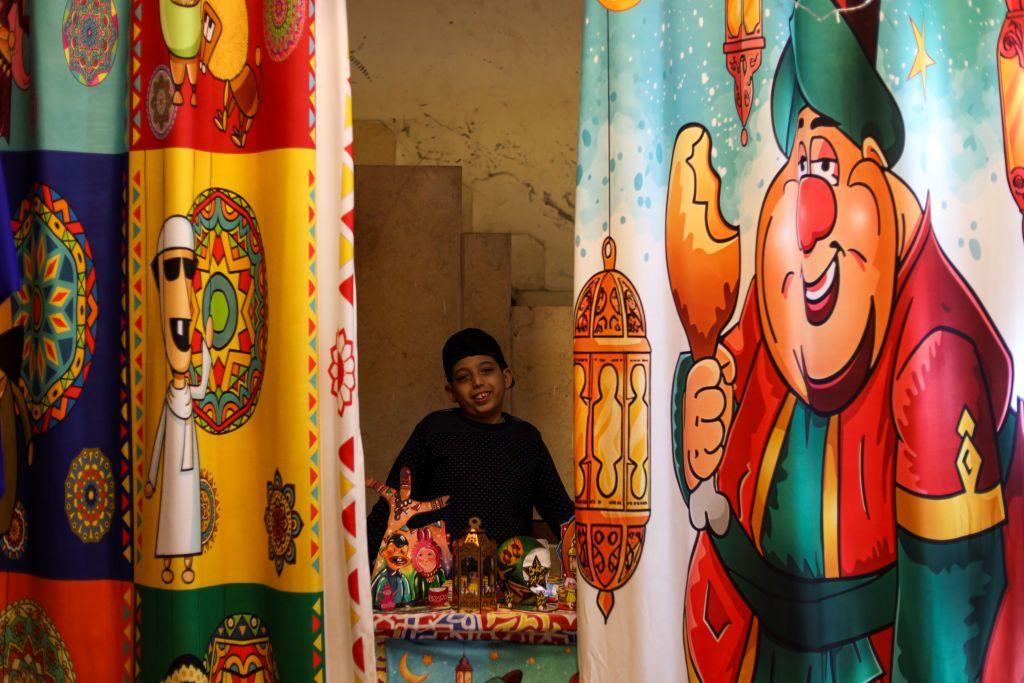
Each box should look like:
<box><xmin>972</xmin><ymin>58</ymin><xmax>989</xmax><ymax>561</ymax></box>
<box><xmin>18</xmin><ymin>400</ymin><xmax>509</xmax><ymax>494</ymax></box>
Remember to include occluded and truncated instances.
<box><xmin>62</xmin><ymin>0</ymin><xmax>118</xmax><ymax>86</ymax></box>
<box><xmin>0</xmin><ymin>600</ymin><xmax>76</xmax><ymax>681</ymax></box>
<box><xmin>12</xmin><ymin>184</ymin><xmax>98</xmax><ymax>434</ymax></box>
<box><xmin>147</xmin><ymin>64</ymin><xmax>177</xmax><ymax>139</ymax></box>
<box><xmin>1</xmin><ymin>501</ymin><xmax>27</xmax><ymax>560</ymax></box>
<box><xmin>188</xmin><ymin>188</ymin><xmax>268</xmax><ymax>434</ymax></box>
<box><xmin>264</xmin><ymin>0</ymin><xmax>307</xmax><ymax>62</ymax></box>
<box><xmin>64</xmin><ymin>447</ymin><xmax>114</xmax><ymax>543</ymax></box>
<box><xmin>264</xmin><ymin>469</ymin><xmax>302</xmax><ymax>576</ymax></box>
<box><xmin>206</xmin><ymin>613</ymin><xmax>278</xmax><ymax>681</ymax></box>
<box><xmin>328</xmin><ymin>327</ymin><xmax>356</xmax><ymax>417</ymax></box>
<box><xmin>199</xmin><ymin>469</ymin><xmax>219</xmax><ymax>552</ymax></box>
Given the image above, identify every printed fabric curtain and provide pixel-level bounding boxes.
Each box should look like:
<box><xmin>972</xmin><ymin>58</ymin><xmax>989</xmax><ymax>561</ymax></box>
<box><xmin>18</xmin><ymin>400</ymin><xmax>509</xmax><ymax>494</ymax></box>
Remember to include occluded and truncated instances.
<box><xmin>0</xmin><ymin>0</ymin><xmax>373</xmax><ymax>680</ymax></box>
<box><xmin>573</xmin><ymin>0</ymin><xmax>1024</xmax><ymax>681</ymax></box>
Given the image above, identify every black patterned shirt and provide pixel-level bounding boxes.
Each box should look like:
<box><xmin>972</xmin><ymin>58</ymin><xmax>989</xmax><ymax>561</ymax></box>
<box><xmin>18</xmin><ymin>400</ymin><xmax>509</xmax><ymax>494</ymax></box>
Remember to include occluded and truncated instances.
<box><xmin>366</xmin><ymin>409</ymin><xmax>574</xmax><ymax>564</ymax></box>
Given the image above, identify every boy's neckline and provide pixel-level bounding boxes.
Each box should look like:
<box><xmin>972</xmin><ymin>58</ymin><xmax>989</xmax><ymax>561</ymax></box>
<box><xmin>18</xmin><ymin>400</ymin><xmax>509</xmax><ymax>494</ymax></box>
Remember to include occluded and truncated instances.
<box><xmin>451</xmin><ymin>408</ymin><xmax>511</xmax><ymax>430</ymax></box>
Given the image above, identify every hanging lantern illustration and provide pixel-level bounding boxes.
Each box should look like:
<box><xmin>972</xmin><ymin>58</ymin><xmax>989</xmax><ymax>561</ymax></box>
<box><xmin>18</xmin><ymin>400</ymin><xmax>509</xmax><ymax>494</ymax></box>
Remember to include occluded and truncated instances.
<box><xmin>723</xmin><ymin>0</ymin><xmax>765</xmax><ymax>145</ymax></box>
<box><xmin>997</xmin><ymin>0</ymin><xmax>1024</xmax><ymax>234</ymax></box>
<box><xmin>572</xmin><ymin>236</ymin><xmax>651</xmax><ymax>621</ymax></box>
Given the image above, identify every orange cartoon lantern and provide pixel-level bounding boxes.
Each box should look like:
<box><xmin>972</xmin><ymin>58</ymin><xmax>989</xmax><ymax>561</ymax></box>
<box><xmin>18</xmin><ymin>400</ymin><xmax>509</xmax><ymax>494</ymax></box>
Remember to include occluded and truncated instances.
<box><xmin>998</xmin><ymin>0</ymin><xmax>1024</xmax><ymax>233</ymax></box>
<box><xmin>572</xmin><ymin>236</ymin><xmax>651</xmax><ymax>621</ymax></box>
<box><xmin>723</xmin><ymin>0</ymin><xmax>765</xmax><ymax>145</ymax></box>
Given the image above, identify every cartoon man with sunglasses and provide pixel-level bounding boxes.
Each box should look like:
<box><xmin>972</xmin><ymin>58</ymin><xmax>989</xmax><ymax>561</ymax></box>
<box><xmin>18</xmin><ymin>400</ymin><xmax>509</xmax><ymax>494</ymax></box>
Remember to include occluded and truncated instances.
<box><xmin>145</xmin><ymin>214</ymin><xmax>213</xmax><ymax>585</ymax></box>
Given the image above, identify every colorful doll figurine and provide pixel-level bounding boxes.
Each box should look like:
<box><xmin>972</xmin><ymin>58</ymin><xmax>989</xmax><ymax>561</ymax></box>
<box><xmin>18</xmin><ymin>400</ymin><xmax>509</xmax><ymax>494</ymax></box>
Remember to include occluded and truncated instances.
<box><xmin>411</xmin><ymin>527</ymin><xmax>447</xmax><ymax>599</ymax></box>
<box><xmin>563</xmin><ymin>576</ymin><xmax>577</xmax><ymax>610</ymax></box>
<box><xmin>371</xmin><ymin>532</ymin><xmax>413</xmax><ymax>609</ymax></box>
<box><xmin>379</xmin><ymin>583</ymin><xmax>395</xmax><ymax>612</ymax></box>
<box><xmin>525</xmin><ymin>555</ymin><xmax>549</xmax><ymax>610</ymax></box>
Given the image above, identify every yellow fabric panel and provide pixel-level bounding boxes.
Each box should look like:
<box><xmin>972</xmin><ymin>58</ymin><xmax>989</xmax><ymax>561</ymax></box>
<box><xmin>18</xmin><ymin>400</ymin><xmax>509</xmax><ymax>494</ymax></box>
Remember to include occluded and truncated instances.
<box><xmin>130</xmin><ymin>147</ymin><xmax>321</xmax><ymax>593</ymax></box>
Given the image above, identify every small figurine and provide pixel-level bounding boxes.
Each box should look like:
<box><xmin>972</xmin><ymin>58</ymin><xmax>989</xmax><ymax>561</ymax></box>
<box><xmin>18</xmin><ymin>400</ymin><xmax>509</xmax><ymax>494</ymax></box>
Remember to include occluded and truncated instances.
<box><xmin>558</xmin><ymin>518</ymin><xmax>577</xmax><ymax>579</ymax></box>
<box><xmin>564</xmin><ymin>577</ymin><xmax>577</xmax><ymax>610</ymax></box>
<box><xmin>379</xmin><ymin>582</ymin><xmax>396</xmax><ymax>612</ymax></box>
<box><xmin>427</xmin><ymin>585</ymin><xmax>449</xmax><ymax>608</ymax></box>
<box><xmin>411</xmin><ymin>527</ymin><xmax>447</xmax><ymax>599</ymax></box>
<box><xmin>497</xmin><ymin>536</ymin><xmax>553</xmax><ymax>610</ymax></box>
<box><xmin>367</xmin><ymin>467</ymin><xmax>451</xmax><ymax>612</ymax></box>
<box><xmin>526</xmin><ymin>556</ymin><xmax>548</xmax><ymax>609</ymax></box>
<box><xmin>371</xmin><ymin>532</ymin><xmax>413</xmax><ymax>609</ymax></box>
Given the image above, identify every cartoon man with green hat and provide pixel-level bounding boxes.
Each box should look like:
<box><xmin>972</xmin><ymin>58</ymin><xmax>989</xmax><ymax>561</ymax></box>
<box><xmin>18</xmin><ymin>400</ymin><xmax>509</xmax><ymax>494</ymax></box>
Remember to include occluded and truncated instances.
<box><xmin>672</xmin><ymin>0</ymin><xmax>1020</xmax><ymax>679</ymax></box>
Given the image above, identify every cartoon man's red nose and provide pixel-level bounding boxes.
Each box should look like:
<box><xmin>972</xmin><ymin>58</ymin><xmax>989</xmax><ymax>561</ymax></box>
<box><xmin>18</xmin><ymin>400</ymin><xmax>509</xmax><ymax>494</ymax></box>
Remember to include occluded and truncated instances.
<box><xmin>797</xmin><ymin>175</ymin><xmax>837</xmax><ymax>253</ymax></box>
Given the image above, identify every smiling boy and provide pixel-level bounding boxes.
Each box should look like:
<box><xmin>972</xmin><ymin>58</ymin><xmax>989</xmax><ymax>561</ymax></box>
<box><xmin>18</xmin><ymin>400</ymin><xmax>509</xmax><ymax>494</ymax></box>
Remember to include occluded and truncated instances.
<box><xmin>366</xmin><ymin>328</ymin><xmax>573</xmax><ymax>565</ymax></box>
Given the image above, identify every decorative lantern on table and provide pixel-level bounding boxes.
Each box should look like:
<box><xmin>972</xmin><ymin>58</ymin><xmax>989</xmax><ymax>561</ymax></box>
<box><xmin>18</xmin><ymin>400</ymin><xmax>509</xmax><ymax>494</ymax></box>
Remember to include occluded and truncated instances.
<box><xmin>572</xmin><ymin>236</ymin><xmax>651</xmax><ymax>621</ymax></box>
<box><xmin>453</xmin><ymin>516</ymin><xmax>498</xmax><ymax>613</ymax></box>
<box><xmin>723</xmin><ymin>0</ymin><xmax>765</xmax><ymax>146</ymax></box>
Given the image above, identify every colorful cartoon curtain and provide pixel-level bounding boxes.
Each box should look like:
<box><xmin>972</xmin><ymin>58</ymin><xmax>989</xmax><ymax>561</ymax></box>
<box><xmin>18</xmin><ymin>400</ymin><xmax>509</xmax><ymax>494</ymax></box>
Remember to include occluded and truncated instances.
<box><xmin>573</xmin><ymin>0</ymin><xmax>1024</xmax><ymax>680</ymax></box>
<box><xmin>0</xmin><ymin>0</ymin><xmax>373</xmax><ymax>680</ymax></box>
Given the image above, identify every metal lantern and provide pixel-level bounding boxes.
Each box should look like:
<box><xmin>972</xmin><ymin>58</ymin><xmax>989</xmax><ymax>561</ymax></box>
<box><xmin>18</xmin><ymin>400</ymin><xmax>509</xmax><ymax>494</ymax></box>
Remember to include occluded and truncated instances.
<box><xmin>723</xmin><ymin>0</ymin><xmax>765</xmax><ymax>145</ymax></box>
<box><xmin>573</xmin><ymin>236</ymin><xmax>651</xmax><ymax>621</ymax></box>
<box><xmin>453</xmin><ymin>516</ymin><xmax>498</xmax><ymax>613</ymax></box>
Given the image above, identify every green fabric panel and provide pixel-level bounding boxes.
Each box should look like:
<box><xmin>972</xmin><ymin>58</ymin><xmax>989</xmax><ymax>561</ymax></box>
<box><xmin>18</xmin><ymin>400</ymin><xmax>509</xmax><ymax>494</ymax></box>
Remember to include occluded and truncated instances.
<box><xmin>753</xmin><ymin>630</ymin><xmax>882</xmax><ymax>683</ymax></box>
<box><xmin>760</xmin><ymin>399</ymin><xmax>828</xmax><ymax>580</ymax></box>
<box><xmin>1</xmin><ymin>0</ymin><xmax>129</xmax><ymax>154</ymax></box>
<box><xmin>892</xmin><ymin>529</ymin><xmax>1005</xmax><ymax>682</ymax></box>
<box><xmin>136</xmin><ymin>583</ymin><xmax>323</xmax><ymax>682</ymax></box>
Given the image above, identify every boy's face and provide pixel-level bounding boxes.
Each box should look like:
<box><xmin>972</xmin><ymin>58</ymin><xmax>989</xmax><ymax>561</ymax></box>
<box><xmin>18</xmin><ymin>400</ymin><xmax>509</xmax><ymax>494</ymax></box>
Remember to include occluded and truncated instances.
<box><xmin>445</xmin><ymin>355</ymin><xmax>512</xmax><ymax>423</ymax></box>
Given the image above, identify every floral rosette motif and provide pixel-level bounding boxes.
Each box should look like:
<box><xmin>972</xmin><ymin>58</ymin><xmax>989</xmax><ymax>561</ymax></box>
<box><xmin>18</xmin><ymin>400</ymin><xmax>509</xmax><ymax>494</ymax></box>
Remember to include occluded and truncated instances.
<box><xmin>264</xmin><ymin>469</ymin><xmax>303</xmax><ymax>575</ymax></box>
<box><xmin>64</xmin><ymin>447</ymin><xmax>114</xmax><ymax>543</ymax></box>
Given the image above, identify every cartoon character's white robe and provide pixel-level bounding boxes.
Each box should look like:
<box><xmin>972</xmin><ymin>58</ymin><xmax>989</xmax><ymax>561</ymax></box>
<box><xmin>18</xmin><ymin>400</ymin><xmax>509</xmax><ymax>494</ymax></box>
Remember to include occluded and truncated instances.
<box><xmin>148</xmin><ymin>342</ymin><xmax>211</xmax><ymax>557</ymax></box>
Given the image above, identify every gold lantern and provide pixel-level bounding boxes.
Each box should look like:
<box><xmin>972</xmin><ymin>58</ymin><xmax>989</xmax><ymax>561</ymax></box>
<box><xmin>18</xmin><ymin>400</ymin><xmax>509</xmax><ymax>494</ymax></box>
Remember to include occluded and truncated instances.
<box><xmin>453</xmin><ymin>517</ymin><xmax>498</xmax><ymax>613</ymax></box>
<box><xmin>723</xmin><ymin>0</ymin><xmax>765</xmax><ymax>146</ymax></box>
<box><xmin>573</xmin><ymin>236</ymin><xmax>651</xmax><ymax>621</ymax></box>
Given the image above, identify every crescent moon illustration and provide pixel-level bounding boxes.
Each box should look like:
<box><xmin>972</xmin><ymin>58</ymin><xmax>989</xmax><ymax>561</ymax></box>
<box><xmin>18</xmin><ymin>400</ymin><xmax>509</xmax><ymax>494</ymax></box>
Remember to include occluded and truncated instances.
<box><xmin>399</xmin><ymin>653</ymin><xmax>429</xmax><ymax>683</ymax></box>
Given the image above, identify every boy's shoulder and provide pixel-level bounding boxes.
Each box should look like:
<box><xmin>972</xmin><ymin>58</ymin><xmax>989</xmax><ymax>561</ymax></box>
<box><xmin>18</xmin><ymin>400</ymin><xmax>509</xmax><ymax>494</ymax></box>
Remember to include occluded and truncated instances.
<box><xmin>501</xmin><ymin>413</ymin><xmax>544</xmax><ymax>440</ymax></box>
<box><xmin>412</xmin><ymin>410</ymin><xmax>544</xmax><ymax>442</ymax></box>
<box><xmin>414</xmin><ymin>409</ymin><xmax>465</xmax><ymax>433</ymax></box>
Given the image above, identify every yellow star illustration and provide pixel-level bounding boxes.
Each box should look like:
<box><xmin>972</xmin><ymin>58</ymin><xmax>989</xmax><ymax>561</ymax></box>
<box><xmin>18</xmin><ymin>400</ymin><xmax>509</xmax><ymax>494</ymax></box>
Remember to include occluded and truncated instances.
<box><xmin>422</xmin><ymin>654</ymin><xmax>433</xmax><ymax>666</ymax></box>
<box><xmin>907</xmin><ymin>16</ymin><xmax>936</xmax><ymax>96</ymax></box>
<box><xmin>489</xmin><ymin>651</ymin><xmax>500</xmax><ymax>661</ymax></box>
<box><xmin>527</xmin><ymin>657</ymin><xmax>536</xmax><ymax>666</ymax></box>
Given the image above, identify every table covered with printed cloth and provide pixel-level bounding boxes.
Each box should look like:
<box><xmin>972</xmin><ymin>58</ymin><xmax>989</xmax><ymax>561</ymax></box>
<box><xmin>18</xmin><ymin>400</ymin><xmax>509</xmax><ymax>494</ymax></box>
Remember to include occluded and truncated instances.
<box><xmin>374</xmin><ymin>609</ymin><xmax>579</xmax><ymax>682</ymax></box>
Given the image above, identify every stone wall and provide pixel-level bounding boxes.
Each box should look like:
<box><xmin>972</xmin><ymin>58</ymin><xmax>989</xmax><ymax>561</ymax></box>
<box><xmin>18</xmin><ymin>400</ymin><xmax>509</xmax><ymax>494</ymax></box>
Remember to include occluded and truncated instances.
<box><xmin>350</xmin><ymin>1</ymin><xmax>580</xmax><ymax>498</ymax></box>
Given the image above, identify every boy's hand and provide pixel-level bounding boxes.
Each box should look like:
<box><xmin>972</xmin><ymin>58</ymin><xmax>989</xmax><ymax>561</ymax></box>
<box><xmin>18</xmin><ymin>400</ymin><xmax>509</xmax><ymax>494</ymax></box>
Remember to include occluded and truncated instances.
<box><xmin>367</xmin><ymin>466</ymin><xmax>449</xmax><ymax>532</ymax></box>
<box><xmin>681</xmin><ymin>344</ymin><xmax>735</xmax><ymax>491</ymax></box>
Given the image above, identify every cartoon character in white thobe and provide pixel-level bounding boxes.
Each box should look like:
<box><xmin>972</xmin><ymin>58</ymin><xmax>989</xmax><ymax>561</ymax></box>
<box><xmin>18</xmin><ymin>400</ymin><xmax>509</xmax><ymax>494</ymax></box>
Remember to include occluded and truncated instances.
<box><xmin>144</xmin><ymin>215</ymin><xmax>213</xmax><ymax>585</ymax></box>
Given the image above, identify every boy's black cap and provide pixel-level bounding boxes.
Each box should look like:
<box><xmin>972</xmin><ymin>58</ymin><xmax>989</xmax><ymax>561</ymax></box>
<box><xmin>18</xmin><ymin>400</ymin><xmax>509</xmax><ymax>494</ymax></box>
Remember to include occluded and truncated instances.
<box><xmin>442</xmin><ymin>328</ymin><xmax>509</xmax><ymax>382</ymax></box>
